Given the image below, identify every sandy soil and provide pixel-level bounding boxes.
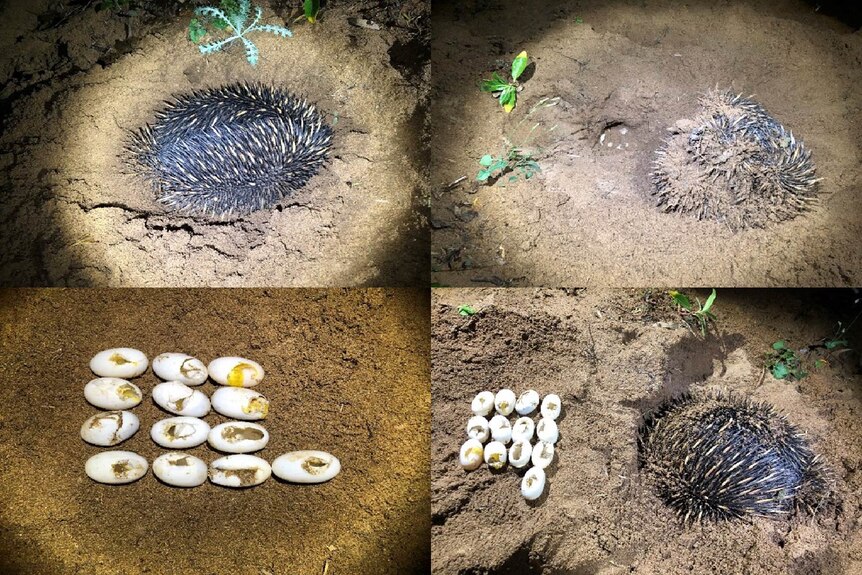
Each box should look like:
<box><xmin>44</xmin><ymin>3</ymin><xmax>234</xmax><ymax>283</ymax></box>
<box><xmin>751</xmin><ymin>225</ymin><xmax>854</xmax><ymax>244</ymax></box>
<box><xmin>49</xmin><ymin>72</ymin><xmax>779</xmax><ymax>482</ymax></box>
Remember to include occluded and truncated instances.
<box><xmin>430</xmin><ymin>0</ymin><xmax>862</xmax><ymax>287</ymax></box>
<box><xmin>431</xmin><ymin>288</ymin><xmax>862</xmax><ymax>574</ymax></box>
<box><xmin>0</xmin><ymin>288</ymin><xmax>430</xmax><ymax>574</ymax></box>
<box><xmin>0</xmin><ymin>0</ymin><xmax>429</xmax><ymax>287</ymax></box>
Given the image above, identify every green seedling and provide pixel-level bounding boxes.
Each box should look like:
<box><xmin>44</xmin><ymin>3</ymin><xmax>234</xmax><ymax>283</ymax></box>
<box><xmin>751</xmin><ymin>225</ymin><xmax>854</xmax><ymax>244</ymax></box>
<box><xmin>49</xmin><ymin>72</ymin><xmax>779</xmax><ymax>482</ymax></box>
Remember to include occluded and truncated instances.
<box><xmin>669</xmin><ymin>289</ymin><xmax>717</xmax><ymax>337</ymax></box>
<box><xmin>191</xmin><ymin>0</ymin><xmax>292</xmax><ymax>67</ymax></box>
<box><xmin>303</xmin><ymin>0</ymin><xmax>321</xmax><ymax>23</ymax></box>
<box><xmin>767</xmin><ymin>340</ymin><xmax>807</xmax><ymax>381</ymax></box>
<box><xmin>458</xmin><ymin>305</ymin><xmax>476</xmax><ymax>316</ymax></box>
<box><xmin>480</xmin><ymin>51</ymin><xmax>529</xmax><ymax>113</ymax></box>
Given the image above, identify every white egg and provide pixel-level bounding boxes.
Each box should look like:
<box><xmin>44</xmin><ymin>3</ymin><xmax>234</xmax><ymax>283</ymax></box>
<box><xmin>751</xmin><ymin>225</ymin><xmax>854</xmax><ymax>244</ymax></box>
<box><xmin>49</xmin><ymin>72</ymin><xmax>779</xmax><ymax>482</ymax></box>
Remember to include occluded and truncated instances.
<box><xmin>511</xmin><ymin>416</ymin><xmax>535</xmax><ymax>442</ymax></box>
<box><xmin>484</xmin><ymin>441</ymin><xmax>507</xmax><ymax>470</ymax></box>
<box><xmin>459</xmin><ymin>439</ymin><xmax>484</xmax><ymax>471</ymax></box>
<box><xmin>152</xmin><ymin>353</ymin><xmax>208</xmax><ymax>386</ymax></box>
<box><xmin>521</xmin><ymin>466</ymin><xmax>546</xmax><ymax>500</ymax></box>
<box><xmin>152</xmin><ymin>452</ymin><xmax>208</xmax><ymax>487</ymax></box>
<box><xmin>271</xmin><ymin>451</ymin><xmax>341</xmax><ymax>484</ymax></box>
<box><xmin>508</xmin><ymin>440</ymin><xmax>532</xmax><ymax>468</ymax></box>
<box><xmin>210</xmin><ymin>387</ymin><xmax>270</xmax><ymax>420</ymax></box>
<box><xmin>466</xmin><ymin>415</ymin><xmax>490</xmax><ymax>443</ymax></box>
<box><xmin>85</xmin><ymin>450</ymin><xmax>148</xmax><ymax>484</ymax></box>
<box><xmin>208</xmin><ymin>421</ymin><xmax>269</xmax><ymax>453</ymax></box>
<box><xmin>495</xmin><ymin>389</ymin><xmax>516</xmax><ymax>416</ymax></box>
<box><xmin>515</xmin><ymin>390</ymin><xmax>540</xmax><ymax>415</ymax></box>
<box><xmin>541</xmin><ymin>394</ymin><xmax>562</xmax><ymax>420</ymax></box>
<box><xmin>531</xmin><ymin>441</ymin><xmax>555</xmax><ymax>469</ymax></box>
<box><xmin>536</xmin><ymin>418</ymin><xmax>559</xmax><ymax>444</ymax></box>
<box><xmin>207</xmin><ymin>356</ymin><xmax>264</xmax><ymax>387</ymax></box>
<box><xmin>152</xmin><ymin>381</ymin><xmax>211</xmax><ymax>417</ymax></box>
<box><xmin>471</xmin><ymin>391</ymin><xmax>495</xmax><ymax>416</ymax></box>
<box><xmin>89</xmin><ymin>348</ymin><xmax>149</xmax><ymax>378</ymax></box>
<box><xmin>209</xmin><ymin>454</ymin><xmax>271</xmax><ymax>487</ymax></box>
<box><xmin>489</xmin><ymin>414</ymin><xmax>512</xmax><ymax>443</ymax></box>
<box><xmin>84</xmin><ymin>378</ymin><xmax>142</xmax><ymax>410</ymax></box>
<box><xmin>150</xmin><ymin>416</ymin><xmax>210</xmax><ymax>449</ymax></box>
<box><xmin>80</xmin><ymin>411</ymin><xmax>140</xmax><ymax>446</ymax></box>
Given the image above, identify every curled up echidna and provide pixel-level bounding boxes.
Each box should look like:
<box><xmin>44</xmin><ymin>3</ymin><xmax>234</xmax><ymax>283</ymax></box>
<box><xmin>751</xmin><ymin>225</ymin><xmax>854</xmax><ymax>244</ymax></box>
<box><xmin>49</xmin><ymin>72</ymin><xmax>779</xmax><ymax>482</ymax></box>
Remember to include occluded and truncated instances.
<box><xmin>125</xmin><ymin>82</ymin><xmax>332</xmax><ymax>219</ymax></box>
<box><xmin>638</xmin><ymin>392</ymin><xmax>829</xmax><ymax>523</ymax></box>
<box><xmin>651</xmin><ymin>89</ymin><xmax>819</xmax><ymax>230</ymax></box>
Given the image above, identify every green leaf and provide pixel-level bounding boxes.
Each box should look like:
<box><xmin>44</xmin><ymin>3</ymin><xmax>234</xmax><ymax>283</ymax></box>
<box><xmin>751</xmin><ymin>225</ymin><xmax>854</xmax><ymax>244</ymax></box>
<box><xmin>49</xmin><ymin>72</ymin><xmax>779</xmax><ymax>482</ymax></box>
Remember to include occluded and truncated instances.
<box><xmin>500</xmin><ymin>86</ymin><xmax>516</xmax><ymax>112</ymax></box>
<box><xmin>575</xmin><ymin>16</ymin><xmax>584</xmax><ymax>24</ymax></box>
<box><xmin>814</xmin><ymin>359</ymin><xmax>826</xmax><ymax>369</ymax></box>
<box><xmin>825</xmin><ymin>339</ymin><xmax>848</xmax><ymax>350</ymax></box>
<box><xmin>476</xmin><ymin>169</ymin><xmax>491</xmax><ymax>182</ymax></box>
<box><xmin>458</xmin><ymin>305</ymin><xmax>476</xmax><ymax>316</ymax></box>
<box><xmin>479</xmin><ymin>155</ymin><xmax>493</xmax><ymax>167</ymax></box>
<box><xmin>509</xmin><ymin>175</ymin><xmax>518</xmax><ymax>182</ymax></box>
<box><xmin>189</xmin><ymin>19</ymin><xmax>207</xmax><ymax>43</ymax></box>
<box><xmin>480</xmin><ymin>72</ymin><xmax>509</xmax><ymax>93</ymax></box>
<box><xmin>304</xmin><ymin>0</ymin><xmax>320</xmax><ymax>22</ymax></box>
<box><xmin>669</xmin><ymin>290</ymin><xmax>692</xmax><ymax>311</ymax></box>
<box><xmin>701</xmin><ymin>288</ymin><xmax>717</xmax><ymax>314</ymax></box>
<box><xmin>772</xmin><ymin>340</ymin><xmax>786</xmax><ymax>350</ymax></box>
<box><xmin>772</xmin><ymin>362</ymin><xmax>789</xmax><ymax>380</ymax></box>
<box><xmin>511</xmin><ymin>50</ymin><xmax>528</xmax><ymax>81</ymax></box>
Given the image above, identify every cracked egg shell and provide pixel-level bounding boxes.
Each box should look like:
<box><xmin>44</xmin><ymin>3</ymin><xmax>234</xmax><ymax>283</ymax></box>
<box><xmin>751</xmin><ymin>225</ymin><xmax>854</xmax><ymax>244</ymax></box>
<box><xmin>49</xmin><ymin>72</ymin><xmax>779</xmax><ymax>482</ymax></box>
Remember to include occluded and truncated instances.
<box><xmin>536</xmin><ymin>418</ymin><xmax>559</xmax><ymax>444</ymax></box>
<box><xmin>85</xmin><ymin>450</ymin><xmax>148</xmax><ymax>484</ymax></box>
<box><xmin>90</xmin><ymin>348</ymin><xmax>149</xmax><ymax>378</ymax></box>
<box><xmin>515</xmin><ymin>390</ymin><xmax>540</xmax><ymax>415</ymax></box>
<box><xmin>211</xmin><ymin>387</ymin><xmax>269</xmax><ymax>420</ymax></box>
<box><xmin>208</xmin><ymin>421</ymin><xmax>269</xmax><ymax>453</ymax></box>
<box><xmin>511</xmin><ymin>416</ymin><xmax>535</xmax><ymax>442</ymax></box>
<box><xmin>484</xmin><ymin>441</ymin><xmax>507</xmax><ymax>470</ymax></box>
<box><xmin>541</xmin><ymin>394</ymin><xmax>562</xmax><ymax>420</ymax></box>
<box><xmin>459</xmin><ymin>439</ymin><xmax>484</xmax><ymax>471</ymax></box>
<box><xmin>152</xmin><ymin>452</ymin><xmax>208</xmax><ymax>487</ymax></box>
<box><xmin>152</xmin><ymin>353</ymin><xmax>208</xmax><ymax>386</ymax></box>
<box><xmin>152</xmin><ymin>381</ymin><xmax>211</xmax><ymax>417</ymax></box>
<box><xmin>495</xmin><ymin>389</ymin><xmax>516</xmax><ymax>416</ymax></box>
<box><xmin>272</xmin><ymin>451</ymin><xmax>341</xmax><ymax>484</ymax></box>
<box><xmin>466</xmin><ymin>415</ymin><xmax>490</xmax><ymax>443</ymax></box>
<box><xmin>84</xmin><ymin>378</ymin><xmax>142</xmax><ymax>410</ymax></box>
<box><xmin>521</xmin><ymin>466</ymin><xmax>546</xmax><ymax>501</ymax></box>
<box><xmin>509</xmin><ymin>440</ymin><xmax>532</xmax><ymax>468</ymax></box>
<box><xmin>209</xmin><ymin>454</ymin><xmax>271</xmax><ymax>487</ymax></box>
<box><xmin>531</xmin><ymin>441</ymin><xmax>555</xmax><ymax>469</ymax></box>
<box><xmin>208</xmin><ymin>356</ymin><xmax>264</xmax><ymax>387</ymax></box>
<box><xmin>80</xmin><ymin>411</ymin><xmax>140</xmax><ymax>446</ymax></box>
<box><xmin>489</xmin><ymin>414</ymin><xmax>512</xmax><ymax>443</ymax></box>
<box><xmin>471</xmin><ymin>391</ymin><xmax>495</xmax><ymax>416</ymax></box>
<box><xmin>150</xmin><ymin>416</ymin><xmax>210</xmax><ymax>449</ymax></box>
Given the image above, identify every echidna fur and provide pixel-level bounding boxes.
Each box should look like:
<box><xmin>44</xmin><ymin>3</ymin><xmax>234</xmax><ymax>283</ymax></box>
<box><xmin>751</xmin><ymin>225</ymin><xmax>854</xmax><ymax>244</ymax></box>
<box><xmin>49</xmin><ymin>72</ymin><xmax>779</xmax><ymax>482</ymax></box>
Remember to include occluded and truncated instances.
<box><xmin>125</xmin><ymin>82</ymin><xmax>332</xmax><ymax>219</ymax></box>
<box><xmin>651</xmin><ymin>89</ymin><xmax>820</xmax><ymax>230</ymax></box>
<box><xmin>638</xmin><ymin>392</ymin><xmax>829</xmax><ymax>523</ymax></box>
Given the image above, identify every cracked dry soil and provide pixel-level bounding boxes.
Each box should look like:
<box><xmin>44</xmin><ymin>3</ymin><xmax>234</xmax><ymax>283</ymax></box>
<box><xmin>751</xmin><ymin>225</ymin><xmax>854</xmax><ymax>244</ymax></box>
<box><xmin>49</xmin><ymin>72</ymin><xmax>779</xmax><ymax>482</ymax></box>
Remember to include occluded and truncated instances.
<box><xmin>0</xmin><ymin>0</ymin><xmax>429</xmax><ymax>287</ymax></box>
<box><xmin>0</xmin><ymin>288</ymin><xmax>430</xmax><ymax>575</ymax></box>
<box><xmin>431</xmin><ymin>0</ymin><xmax>862</xmax><ymax>287</ymax></box>
<box><xmin>432</xmin><ymin>288</ymin><xmax>862</xmax><ymax>575</ymax></box>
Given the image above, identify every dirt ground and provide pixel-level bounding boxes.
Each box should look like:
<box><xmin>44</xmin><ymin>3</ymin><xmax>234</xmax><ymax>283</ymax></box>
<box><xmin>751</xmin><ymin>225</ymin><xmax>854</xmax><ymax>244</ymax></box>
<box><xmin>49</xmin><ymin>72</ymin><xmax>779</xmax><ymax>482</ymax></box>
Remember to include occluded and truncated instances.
<box><xmin>0</xmin><ymin>288</ymin><xmax>430</xmax><ymax>575</ymax></box>
<box><xmin>431</xmin><ymin>288</ymin><xmax>862</xmax><ymax>574</ymax></box>
<box><xmin>430</xmin><ymin>0</ymin><xmax>862</xmax><ymax>287</ymax></box>
<box><xmin>0</xmin><ymin>0</ymin><xmax>429</xmax><ymax>287</ymax></box>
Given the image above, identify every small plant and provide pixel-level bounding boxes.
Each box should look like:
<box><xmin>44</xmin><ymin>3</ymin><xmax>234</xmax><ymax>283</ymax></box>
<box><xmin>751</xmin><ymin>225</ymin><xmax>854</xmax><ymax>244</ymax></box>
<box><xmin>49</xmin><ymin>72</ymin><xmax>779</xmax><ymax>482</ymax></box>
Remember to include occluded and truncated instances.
<box><xmin>669</xmin><ymin>289</ymin><xmax>717</xmax><ymax>337</ymax></box>
<box><xmin>480</xmin><ymin>51</ymin><xmax>529</xmax><ymax>113</ymax></box>
<box><xmin>767</xmin><ymin>341</ymin><xmax>807</xmax><ymax>381</ymax></box>
<box><xmin>191</xmin><ymin>0</ymin><xmax>292</xmax><ymax>67</ymax></box>
<box><xmin>458</xmin><ymin>305</ymin><xmax>476</xmax><ymax>316</ymax></box>
<box><xmin>302</xmin><ymin>0</ymin><xmax>321</xmax><ymax>23</ymax></box>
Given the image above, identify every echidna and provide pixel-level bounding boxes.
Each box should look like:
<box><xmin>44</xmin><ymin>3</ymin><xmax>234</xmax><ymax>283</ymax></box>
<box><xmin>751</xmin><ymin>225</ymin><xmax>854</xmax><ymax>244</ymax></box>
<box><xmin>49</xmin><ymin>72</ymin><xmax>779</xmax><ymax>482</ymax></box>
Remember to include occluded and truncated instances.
<box><xmin>638</xmin><ymin>392</ymin><xmax>829</xmax><ymax>523</ymax></box>
<box><xmin>651</xmin><ymin>89</ymin><xmax>820</xmax><ymax>230</ymax></box>
<box><xmin>125</xmin><ymin>82</ymin><xmax>332</xmax><ymax>219</ymax></box>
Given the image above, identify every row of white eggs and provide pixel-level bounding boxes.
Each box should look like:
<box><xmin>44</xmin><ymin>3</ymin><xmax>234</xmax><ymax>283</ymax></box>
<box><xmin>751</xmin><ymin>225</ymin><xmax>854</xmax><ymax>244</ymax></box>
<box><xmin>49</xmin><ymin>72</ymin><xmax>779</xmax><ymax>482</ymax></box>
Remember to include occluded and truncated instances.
<box><xmin>84</xmin><ymin>378</ymin><xmax>270</xmax><ymax>419</ymax></box>
<box><xmin>466</xmin><ymin>414</ymin><xmax>559</xmax><ymax>445</ymax></box>
<box><xmin>471</xmin><ymin>389</ymin><xmax>561</xmax><ymax>420</ymax></box>
<box><xmin>81</xmin><ymin>412</ymin><xmax>273</xmax><ymax>452</ymax></box>
<box><xmin>85</xmin><ymin>450</ymin><xmax>341</xmax><ymax>487</ymax></box>
<box><xmin>89</xmin><ymin>348</ymin><xmax>264</xmax><ymax>388</ymax></box>
<box><xmin>458</xmin><ymin>439</ymin><xmax>551</xmax><ymax>501</ymax></box>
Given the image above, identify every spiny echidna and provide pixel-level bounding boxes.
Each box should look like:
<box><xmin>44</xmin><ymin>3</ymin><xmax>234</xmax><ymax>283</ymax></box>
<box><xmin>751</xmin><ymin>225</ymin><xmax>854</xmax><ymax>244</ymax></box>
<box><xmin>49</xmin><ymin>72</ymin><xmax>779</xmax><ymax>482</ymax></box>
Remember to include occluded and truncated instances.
<box><xmin>125</xmin><ymin>82</ymin><xmax>332</xmax><ymax>219</ymax></box>
<box><xmin>651</xmin><ymin>89</ymin><xmax>820</xmax><ymax>230</ymax></box>
<box><xmin>638</xmin><ymin>392</ymin><xmax>829</xmax><ymax>523</ymax></box>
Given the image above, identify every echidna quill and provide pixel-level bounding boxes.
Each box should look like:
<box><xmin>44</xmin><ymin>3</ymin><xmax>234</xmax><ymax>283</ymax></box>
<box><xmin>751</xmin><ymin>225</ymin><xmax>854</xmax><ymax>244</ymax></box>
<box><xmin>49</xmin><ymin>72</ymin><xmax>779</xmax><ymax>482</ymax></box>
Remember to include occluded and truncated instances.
<box><xmin>638</xmin><ymin>392</ymin><xmax>829</xmax><ymax>523</ymax></box>
<box><xmin>651</xmin><ymin>89</ymin><xmax>820</xmax><ymax>230</ymax></box>
<box><xmin>125</xmin><ymin>83</ymin><xmax>332</xmax><ymax>219</ymax></box>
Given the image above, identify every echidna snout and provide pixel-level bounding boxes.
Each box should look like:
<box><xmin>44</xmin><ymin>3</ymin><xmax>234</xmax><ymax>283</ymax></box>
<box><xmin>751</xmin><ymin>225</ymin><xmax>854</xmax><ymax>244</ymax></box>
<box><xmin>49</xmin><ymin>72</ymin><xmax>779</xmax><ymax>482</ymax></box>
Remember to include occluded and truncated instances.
<box><xmin>125</xmin><ymin>82</ymin><xmax>332</xmax><ymax>219</ymax></box>
<box><xmin>638</xmin><ymin>392</ymin><xmax>829</xmax><ymax>523</ymax></box>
